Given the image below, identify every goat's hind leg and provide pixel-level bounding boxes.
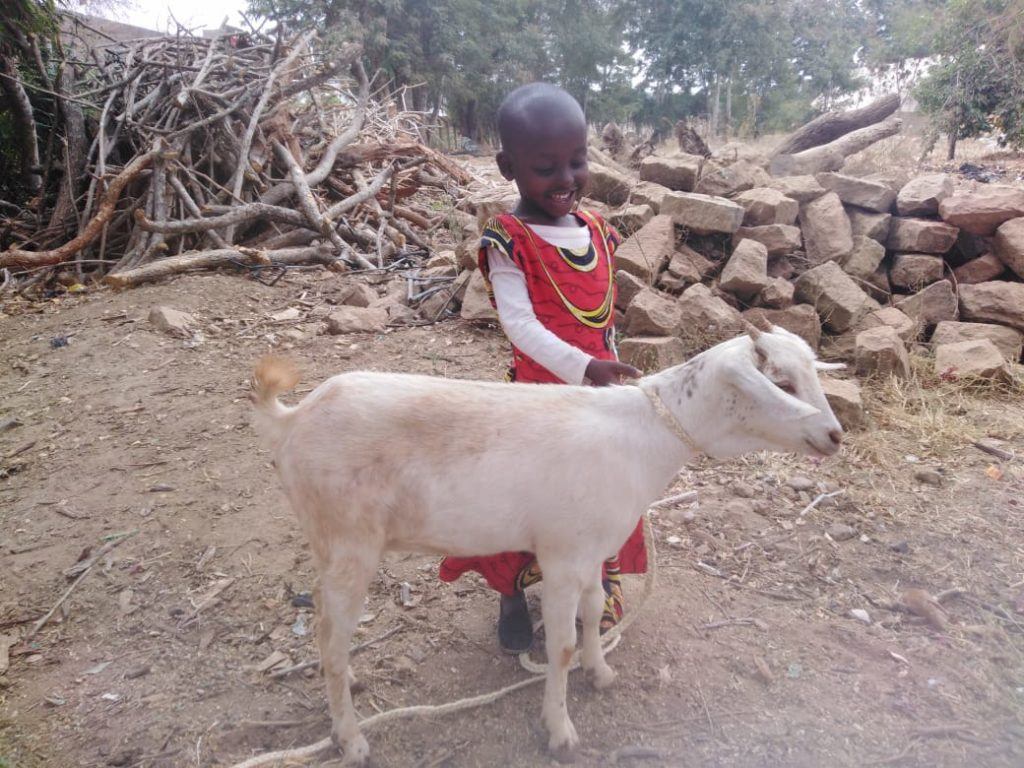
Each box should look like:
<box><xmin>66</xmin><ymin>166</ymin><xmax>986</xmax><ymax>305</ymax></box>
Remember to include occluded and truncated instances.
<box><xmin>580</xmin><ymin>569</ymin><xmax>615</xmax><ymax>690</ymax></box>
<box><xmin>538</xmin><ymin>561</ymin><xmax>584</xmax><ymax>760</ymax></box>
<box><xmin>316</xmin><ymin>544</ymin><xmax>381</xmax><ymax>766</ymax></box>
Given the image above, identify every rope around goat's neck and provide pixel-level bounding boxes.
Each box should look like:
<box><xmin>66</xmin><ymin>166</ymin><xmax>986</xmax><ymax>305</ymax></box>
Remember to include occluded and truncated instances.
<box><xmin>227</xmin><ymin>515</ymin><xmax>660</xmax><ymax>768</ymax></box>
<box><xmin>639</xmin><ymin>383</ymin><xmax>703</xmax><ymax>456</ymax></box>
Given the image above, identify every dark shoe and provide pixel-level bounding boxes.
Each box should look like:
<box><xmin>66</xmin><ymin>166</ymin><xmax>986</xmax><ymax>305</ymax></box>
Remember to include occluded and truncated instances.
<box><xmin>498</xmin><ymin>591</ymin><xmax>533</xmax><ymax>653</ymax></box>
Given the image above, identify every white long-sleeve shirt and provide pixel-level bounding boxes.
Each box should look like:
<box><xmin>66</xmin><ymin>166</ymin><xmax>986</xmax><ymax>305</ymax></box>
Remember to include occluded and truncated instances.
<box><xmin>486</xmin><ymin>221</ymin><xmax>600</xmax><ymax>385</ymax></box>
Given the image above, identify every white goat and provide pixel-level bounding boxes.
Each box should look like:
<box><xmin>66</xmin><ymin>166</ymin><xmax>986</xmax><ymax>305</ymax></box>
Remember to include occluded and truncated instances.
<box><xmin>250</xmin><ymin>325</ymin><xmax>843</xmax><ymax>764</ymax></box>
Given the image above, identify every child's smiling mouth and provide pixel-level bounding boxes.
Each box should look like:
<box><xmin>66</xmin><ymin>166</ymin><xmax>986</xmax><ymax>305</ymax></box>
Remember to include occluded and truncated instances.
<box><xmin>550</xmin><ymin>190</ymin><xmax>575</xmax><ymax>204</ymax></box>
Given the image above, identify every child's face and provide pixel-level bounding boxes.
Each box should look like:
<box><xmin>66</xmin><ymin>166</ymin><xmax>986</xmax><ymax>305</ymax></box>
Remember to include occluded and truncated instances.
<box><xmin>497</xmin><ymin>120</ymin><xmax>589</xmax><ymax>225</ymax></box>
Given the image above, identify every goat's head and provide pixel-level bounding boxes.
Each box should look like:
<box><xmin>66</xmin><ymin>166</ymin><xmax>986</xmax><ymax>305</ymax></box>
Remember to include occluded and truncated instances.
<box><xmin>678</xmin><ymin>324</ymin><xmax>844</xmax><ymax>460</ymax></box>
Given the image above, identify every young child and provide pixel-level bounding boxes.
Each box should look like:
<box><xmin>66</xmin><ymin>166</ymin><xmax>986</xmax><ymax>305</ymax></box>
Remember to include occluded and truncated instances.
<box><xmin>439</xmin><ymin>83</ymin><xmax>647</xmax><ymax>652</ymax></box>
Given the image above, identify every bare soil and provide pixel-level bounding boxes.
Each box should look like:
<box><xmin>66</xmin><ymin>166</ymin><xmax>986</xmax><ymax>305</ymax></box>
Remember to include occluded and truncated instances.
<box><xmin>2</xmin><ymin>268</ymin><xmax>1023</xmax><ymax>768</ymax></box>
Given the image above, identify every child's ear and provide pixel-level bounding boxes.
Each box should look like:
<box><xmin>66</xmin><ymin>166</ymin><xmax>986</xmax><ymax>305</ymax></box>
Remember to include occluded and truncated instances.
<box><xmin>496</xmin><ymin>151</ymin><xmax>515</xmax><ymax>181</ymax></box>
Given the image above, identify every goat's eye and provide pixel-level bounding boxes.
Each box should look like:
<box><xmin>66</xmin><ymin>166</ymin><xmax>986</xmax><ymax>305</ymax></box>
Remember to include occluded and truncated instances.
<box><xmin>777</xmin><ymin>381</ymin><xmax>796</xmax><ymax>395</ymax></box>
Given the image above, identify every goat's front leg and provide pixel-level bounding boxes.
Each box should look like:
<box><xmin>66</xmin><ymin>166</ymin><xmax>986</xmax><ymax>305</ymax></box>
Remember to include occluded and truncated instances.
<box><xmin>580</xmin><ymin>570</ymin><xmax>615</xmax><ymax>689</ymax></box>
<box><xmin>539</xmin><ymin>563</ymin><xmax>582</xmax><ymax>760</ymax></box>
<box><xmin>316</xmin><ymin>547</ymin><xmax>380</xmax><ymax>767</ymax></box>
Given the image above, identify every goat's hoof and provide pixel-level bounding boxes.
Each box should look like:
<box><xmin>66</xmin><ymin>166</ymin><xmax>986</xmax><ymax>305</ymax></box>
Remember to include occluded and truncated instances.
<box><xmin>547</xmin><ymin>720</ymin><xmax>579</xmax><ymax>763</ymax></box>
<box><xmin>588</xmin><ymin>662</ymin><xmax>616</xmax><ymax>690</ymax></box>
<box><xmin>332</xmin><ymin>731</ymin><xmax>370</xmax><ymax>767</ymax></box>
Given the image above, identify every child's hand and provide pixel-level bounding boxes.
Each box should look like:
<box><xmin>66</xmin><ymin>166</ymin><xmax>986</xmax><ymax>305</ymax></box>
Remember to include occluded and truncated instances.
<box><xmin>585</xmin><ymin>359</ymin><xmax>642</xmax><ymax>387</ymax></box>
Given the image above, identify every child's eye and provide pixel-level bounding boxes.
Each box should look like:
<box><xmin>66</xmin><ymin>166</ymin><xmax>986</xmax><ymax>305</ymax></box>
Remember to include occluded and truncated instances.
<box><xmin>533</xmin><ymin>167</ymin><xmax>555</xmax><ymax>176</ymax></box>
<box><xmin>571</xmin><ymin>159</ymin><xmax>587</xmax><ymax>169</ymax></box>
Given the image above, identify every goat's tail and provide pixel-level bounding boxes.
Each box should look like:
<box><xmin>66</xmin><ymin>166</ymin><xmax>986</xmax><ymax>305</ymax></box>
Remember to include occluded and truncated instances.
<box><xmin>250</xmin><ymin>356</ymin><xmax>300</xmax><ymax>450</ymax></box>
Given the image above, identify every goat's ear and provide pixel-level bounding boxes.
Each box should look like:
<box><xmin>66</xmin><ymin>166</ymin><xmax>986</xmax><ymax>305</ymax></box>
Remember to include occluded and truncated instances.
<box><xmin>815</xmin><ymin>361</ymin><xmax>846</xmax><ymax>371</ymax></box>
<box><xmin>743</xmin><ymin>321</ymin><xmax>763</xmax><ymax>341</ymax></box>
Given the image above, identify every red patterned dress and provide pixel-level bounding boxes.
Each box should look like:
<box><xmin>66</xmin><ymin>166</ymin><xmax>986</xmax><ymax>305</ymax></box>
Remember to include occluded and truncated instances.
<box><xmin>439</xmin><ymin>211</ymin><xmax>647</xmax><ymax>611</ymax></box>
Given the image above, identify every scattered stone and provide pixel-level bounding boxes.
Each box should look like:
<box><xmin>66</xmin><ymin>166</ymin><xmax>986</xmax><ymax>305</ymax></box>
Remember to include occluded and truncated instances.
<box><xmin>794</xmin><ymin>261</ymin><xmax>878</xmax><ymax>333</ymax></box>
<box><xmin>743</xmin><ymin>305</ymin><xmax>821</xmax><ymax>349</ymax></box>
<box><xmin>695</xmin><ymin>159</ymin><xmax>768</xmax><ymax>197</ymax></box>
<box><xmin>886</xmin><ymin>217</ymin><xmax>959</xmax><ymax>254</ymax></box>
<box><xmin>459</xmin><ymin>270</ymin><xmax>498</xmax><ymax>322</ymax></box>
<box><xmin>913</xmin><ymin>468</ymin><xmax>943</xmax><ymax>486</ymax></box>
<box><xmin>894</xmin><ymin>280</ymin><xmax>958</xmax><ymax>327</ymax></box>
<box><xmin>938</xmin><ymin>185</ymin><xmax>1024</xmax><ymax>235</ymax></box>
<box><xmin>661</xmin><ymin>191</ymin><xmax>745</xmax><ymax>234</ymax></box>
<box><xmin>820</xmin><ymin>376</ymin><xmax>866</xmax><ymax>429</ymax></box>
<box><xmin>614</xmin><ymin>270</ymin><xmax>647</xmax><ymax>311</ymax></box>
<box><xmin>890</xmin><ymin>540</ymin><xmax>910</xmax><ymax>554</ymax></box>
<box><xmin>838</xmin><ymin>235</ymin><xmax>886</xmax><ymax>280</ymax></box>
<box><xmin>734</xmin><ymin>188</ymin><xmax>799</xmax><ymax>226</ymax></box>
<box><xmin>609</xmin><ymin>204</ymin><xmax>654</xmax><ymax>235</ymax></box>
<box><xmin>815</xmin><ymin>172</ymin><xmax>896</xmax><ymax>212</ymax></box>
<box><xmin>953</xmin><ymin>253</ymin><xmax>1005</xmax><ymax>285</ymax></box>
<box><xmin>629</xmin><ymin>181</ymin><xmax>673</xmax><ymax>214</ymax></box>
<box><xmin>455</xmin><ymin>234</ymin><xmax>479</xmax><ymax>271</ymax></box>
<box><xmin>858</xmin><ymin>307</ymin><xmax>918</xmax><ymax>342</ymax></box>
<box><xmin>419</xmin><ymin>287</ymin><xmax>455</xmax><ymax>320</ymax></box>
<box><xmin>720</xmin><ymin>239</ymin><xmax>770</xmax><ymax>299</ymax></box>
<box><xmin>615</xmin><ymin>214</ymin><xmax>675</xmax><ymax>280</ymax></box>
<box><xmin>385</xmin><ymin>304</ymin><xmax>419</xmax><ymax>324</ymax></box>
<box><xmin>732</xmin><ymin>224</ymin><xmax>802</xmax><ymax>256</ymax></box>
<box><xmin>864</xmin><ymin>264</ymin><xmax>891</xmax><ymax>303</ymax></box>
<box><xmin>768</xmin><ymin>175</ymin><xmax>827</xmax><ymax>203</ymax></box>
<box><xmin>993</xmin><ymin>216</ymin><xmax>1024</xmax><ymax>279</ymax></box>
<box><xmin>849</xmin><ymin>608</ymin><xmax>872</xmax><ymax>624</ymax></box>
<box><xmin>471</xmin><ymin>188</ymin><xmax>519</xmax><ymax>228</ymax></box>
<box><xmin>148</xmin><ymin>306</ymin><xmax>195</xmax><ymax>337</ymax></box>
<box><xmin>326</xmin><ymin>306</ymin><xmax>389</xmax><ymax>334</ymax></box>
<box><xmin>338</xmin><ymin>282</ymin><xmax>378</xmax><ymax>307</ymax></box>
<box><xmin>768</xmin><ymin>254</ymin><xmax>796</xmax><ymax>279</ymax></box>
<box><xmin>586</xmin><ymin>162</ymin><xmax>631</xmax><ymax>206</ymax></box>
<box><xmin>896</xmin><ymin>174</ymin><xmax>953</xmax><ymax>216</ymax></box>
<box><xmin>934</xmin><ymin>339</ymin><xmax>1009</xmax><ymax>380</ymax></box>
<box><xmin>618</xmin><ymin>337</ymin><xmax>686</xmax><ymax>372</ymax></box>
<box><xmin>668</xmin><ymin>245</ymin><xmax>715</xmax><ymax>282</ymax></box>
<box><xmin>799</xmin><ymin>192</ymin><xmax>853</xmax><ymax>265</ymax></box>
<box><xmin>625</xmin><ymin>289</ymin><xmax>682</xmax><ymax>335</ymax></box>
<box><xmin>731</xmin><ymin>480</ymin><xmax>757</xmax><ymax>498</ymax></box>
<box><xmin>756</xmin><ymin>278</ymin><xmax>794</xmax><ymax>309</ymax></box>
<box><xmin>932</xmin><ymin>320</ymin><xmax>1023</xmax><ymax>361</ymax></box>
<box><xmin>855</xmin><ymin>326</ymin><xmax>910</xmax><ymax>378</ymax></box>
<box><xmin>639</xmin><ymin>154</ymin><xmax>704</xmax><ymax>191</ymax></box>
<box><xmin>958</xmin><ymin>281</ymin><xmax>1024</xmax><ymax>332</ymax></box>
<box><xmin>847</xmin><ymin>207</ymin><xmax>892</xmax><ymax>243</ymax></box>
<box><xmin>889</xmin><ymin>253</ymin><xmax>945</xmax><ymax>290</ymax></box>
<box><xmin>677</xmin><ymin>283</ymin><xmax>743</xmax><ymax>350</ymax></box>
<box><xmin>828</xmin><ymin>524</ymin><xmax>857</xmax><ymax>542</ymax></box>
<box><xmin>787</xmin><ymin>475</ymin><xmax>815</xmax><ymax>492</ymax></box>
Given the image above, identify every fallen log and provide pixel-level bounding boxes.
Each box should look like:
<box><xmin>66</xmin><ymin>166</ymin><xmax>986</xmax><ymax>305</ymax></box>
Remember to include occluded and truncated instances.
<box><xmin>769</xmin><ymin>116</ymin><xmax>902</xmax><ymax>176</ymax></box>
<box><xmin>771</xmin><ymin>93</ymin><xmax>901</xmax><ymax>157</ymax></box>
<box><xmin>104</xmin><ymin>245</ymin><xmax>337</xmax><ymax>288</ymax></box>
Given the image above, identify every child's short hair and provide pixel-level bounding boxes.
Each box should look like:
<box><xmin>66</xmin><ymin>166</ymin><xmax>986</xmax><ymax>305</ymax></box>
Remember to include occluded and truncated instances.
<box><xmin>497</xmin><ymin>83</ymin><xmax>585</xmax><ymax>151</ymax></box>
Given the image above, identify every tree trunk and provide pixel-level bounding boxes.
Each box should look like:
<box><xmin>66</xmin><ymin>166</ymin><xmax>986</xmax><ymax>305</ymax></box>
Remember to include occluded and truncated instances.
<box><xmin>724</xmin><ymin>76</ymin><xmax>733</xmax><ymax>140</ymax></box>
<box><xmin>710</xmin><ymin>75</ymin><xmax>721</xmax><ymax>138</ymax></box>
<box><xmin>769</xmin><ymin>116</ymin><xmax>903</xmax><ymax>176</ymax></box>
<box><xmin>0</xmin><ymin>54</ymin><xmax>43</xmax><ymax>195</ymax></box>
<box><xmin>946</xmin><ymin>132</ymin><xmax>958</xmax><ymax>160</ymax></box>
<box><xmin>771</xmin><ymin>93</ymin><xmax>901</xmax><ymax>157</ymax></box>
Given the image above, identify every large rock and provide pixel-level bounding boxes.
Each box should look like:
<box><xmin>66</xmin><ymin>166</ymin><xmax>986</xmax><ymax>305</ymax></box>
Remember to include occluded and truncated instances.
<box><xmin>893</xmin><ymin>280</ymin><xmax>958</xmax><ymax>327</ymax></box>
<box><xmin>958</xmin><ymin>281</ymin><xmax>1024</xmax><ymax>331</ymax></box>
<box><xmin>326</xmin><ymin>305</ymin><xmax>389</xmax><ymax>334</ymax></box>
<box><xmin>839</xmin><ymin>235</ymin><xmax>886</xmax><ymax>280</ymax></box>
<box><xmin>614</xmin><ymin>270</ymin><xmax>647</xmax><ymax>310</ymax></box>
<box><xmin>953</xmin><ymin>253</ymin><xmax>1005</xmax><ymax>284</ymax></box>
<box><xmin>992</xmin><ymin>217</ymin><xmax>1024</xmax><ymax>278</ymax></box>
<box><xmin>720</xmin><ymin>239</ymin><xmax>770</xmax><ymax>299</ymax></box>
<box><xmin>815</xmin><ymin>172</ymin><xmax>896</xmax><ymax>213</ymax></box>
<box><xmin>618</xmin><ymin>336</ymin><xmax>687</xmax><ymax>372</ymax></box>
<box><xmin>756</xmin><ymin>278</ymin><xmax>794</xmax><ymax>309</ymax></box>
<box><xmin>932</xmin><ymin>320</ymin><xmax>1024</xmax><ymax>361</ymax></box>
<box><xmin>695</xmin><ymin>160</ymin><xmax>768</xmax><ymax>197</ymax></box>
<box><xmin>733</xmin><ymin>224</ymin><xmax>802</xmax><ymax>256</ymax></box>
<box><xmin>938</xmin><ymin>186</ymin><xmax>1024</xmax><ymax>236</ymax></box>
<box><xmin>864</xmin><ymin>265</ymin><xmax>892</xmax><ymax>303</ymax></box>
<box><xmin>743</xmin><ymin>304</ymin><xmax>821</xmax><ymax>350</ymax></box>
<box><xmin>586</xmin><ymin>163</ymin><xmax>631</xmax><ymax>206</ymax></box>
<box><xmin>793</xmin><ymin>261</ymin><xmax>878</xmax><ymax>333</ymax></box>
<box><xmin>886</xmin><ymin>218</ymin><xmax>959</xmax><ymax>254</ymax></box>
<box><xmin>859</xmin><ymin>306</ymin><xmax>919</xmax><ymax>342</ymax></box>
<box><xmin>934</xmin><ymin>339</ymin><xmax>1008</xmax><ymax>380</ymax></box>
<box><xmin>625</xmin><ymin>288</ymin><xmax>682</xmax><ymax>335</ymax></box>
<box><xmin>734</xmin><ymin>188</ymin><xmax>799</xmax><ymax>226</ymax></box>
<box><xmin>855</xmin><ymin>326</ymin><xmax>910</xmax><ymax>378</ymax></box>
<box><xmin>629</xmin><ymin>181</ymin><xmax>673</xmax><ymax>214</ymax></box>
<box><xmin>609</xmin><ymin>204</ymin><xmax>654</xmax><ymax>236</ymax></box>
<box><xmin>664</xmin><ymin>245</ymin><xmax>713</xmax><ymax>287</ymax></box>
<box><xmin>847</xmin><ymin>207</ymin><xmax>892</xmax><ymax>243</ymax></box>
<box><xmin>639</xmin><ymin>154</ymin><xmax>703</xmax><ymax>192</ymax></box>
<box><xmin>820</xmin><ymin>376</ymin><xmax>866</xmax><ymax>429</ymax></box>
<box><xmin>471</xmin><ymin>188</ymin><xmax>518</xmax><ymax>228</ymax></box>
<box><xmin>799</xmin><ymin>192</ymin><xmax>854</xmax><ymax>265</ymax></box>
<box><xmin>889</xmin><ymin>254</ymin><xmax>945</xmax><ymax>291</ymax></box>
<box><xmin>661</xmin><ymin>191</ymin><xmax>745</xmax><ymax>234</ymax></box>
<box><xmin>768</xmin><ymin>175</ymin><xmax>826</xmax><ymax>203</ymax></box>
<box><xmin>896</xmin><ymin>174</ymin><xmax>953</xmax><ymax>216</ymax></box>
<box><xmin>677</xmin><ymin>283</ymin><xmax>743</xmax><ymax>350</ymax></box>
<box><xmin>614</xmin><ymin>214</ymin><xmax>675</xmax><ymax>281</ymax></box>
<box><xmin>459</xmin><ymin>270</ymin><xmax>498</xmax><ymax>322</ymax></box>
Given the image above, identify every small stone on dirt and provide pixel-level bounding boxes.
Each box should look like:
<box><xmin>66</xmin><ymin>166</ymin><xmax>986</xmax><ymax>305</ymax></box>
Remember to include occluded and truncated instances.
<box><xmin>148</xmin><ymin>306</ymin><xmax>195</xmax><ymax>337</ymax></box>
<box><xmin>827</xmin><ymin>523</ymin><xmax>857</xmax><ymax>541</ymax></box>
<box><xmin>849</xmin><ymin>608</ymin><xmax>872</xmax><ymax>624</ymax></box>
<box><xmin>787</xmin><ymin>475</ymin><xmax>815</xmax><ymax>492</ymax></box>
<box><xmin>913</xmin><ymin>468</ymin><xmax>943</xmax><ymax>486</ymax></box>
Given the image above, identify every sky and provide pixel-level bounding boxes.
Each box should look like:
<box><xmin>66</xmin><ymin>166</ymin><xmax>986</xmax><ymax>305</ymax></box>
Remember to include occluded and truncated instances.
<box><xmin>83</xmin><ymin>0</ymin><xmax>251</xmax><ymax>33</ymax></box>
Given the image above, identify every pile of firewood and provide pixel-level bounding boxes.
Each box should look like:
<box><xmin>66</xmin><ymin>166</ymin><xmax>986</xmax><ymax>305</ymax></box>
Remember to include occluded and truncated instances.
<box><xmin>0</xmin><ymin>28</ymin><xmax>474</xmax><ymax>289</ymax></box>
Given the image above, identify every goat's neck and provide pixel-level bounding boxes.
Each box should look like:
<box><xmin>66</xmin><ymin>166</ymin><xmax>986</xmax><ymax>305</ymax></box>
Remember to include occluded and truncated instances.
<box><xmin>642</xmin><ymin>351</ymin><xmax>722</xmax><ymax>460</ymax></box>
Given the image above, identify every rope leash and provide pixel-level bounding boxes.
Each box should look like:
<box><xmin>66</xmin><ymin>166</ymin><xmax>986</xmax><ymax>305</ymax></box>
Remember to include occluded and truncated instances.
<box><xmin>228</xmin><ymin>515</ymin><xmax>659</xmax><ymax>768</ymax></box>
